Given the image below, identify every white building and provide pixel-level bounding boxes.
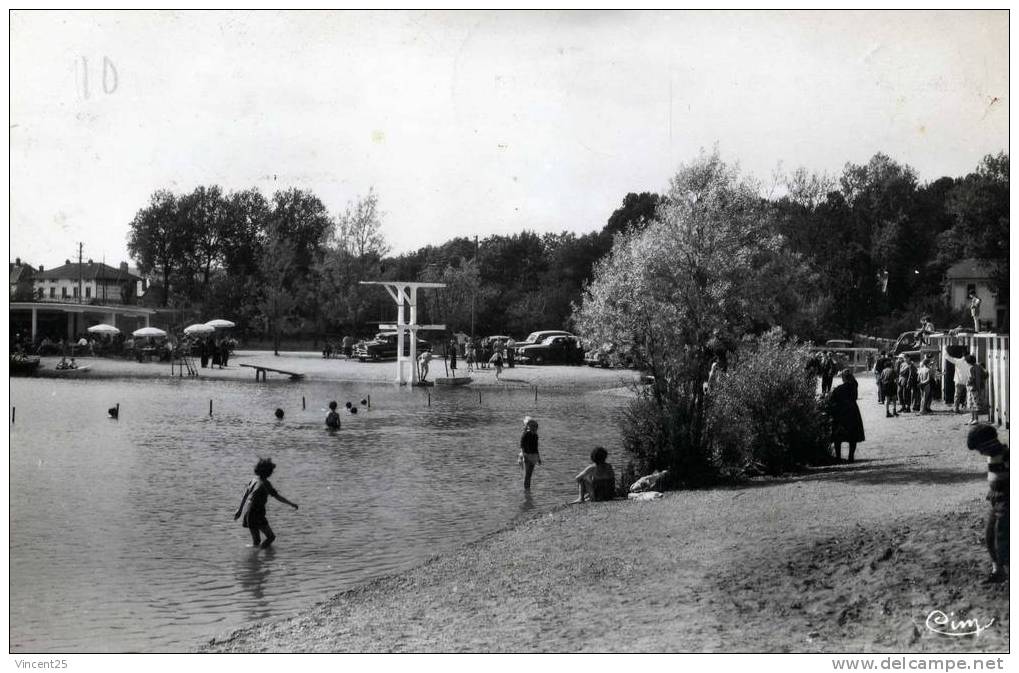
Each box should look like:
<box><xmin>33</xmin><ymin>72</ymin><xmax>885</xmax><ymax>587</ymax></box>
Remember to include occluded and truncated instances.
<box><xmin>945</xmin><ymin>258</ymin><xmax>1007</xmax><ymax>331</ymax></box>
<box><xmin>32</xmin><ymin>260</ymin><xmax>144</xmax><ymax>304</ymax></box>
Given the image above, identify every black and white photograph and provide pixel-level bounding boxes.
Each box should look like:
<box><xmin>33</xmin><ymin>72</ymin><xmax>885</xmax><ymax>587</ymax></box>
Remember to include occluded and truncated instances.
<box><xmin>7</xmin><ymin>9</ymin><xmax>1010</xmax><ymax>664</ymax></box>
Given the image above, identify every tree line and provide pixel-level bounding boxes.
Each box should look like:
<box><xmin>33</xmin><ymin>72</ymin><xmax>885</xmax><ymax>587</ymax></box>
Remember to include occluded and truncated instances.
<box><xmin>125</xmin><ymin>151</ymin><xmax>1006</xmax><ymax>350</ymax></box>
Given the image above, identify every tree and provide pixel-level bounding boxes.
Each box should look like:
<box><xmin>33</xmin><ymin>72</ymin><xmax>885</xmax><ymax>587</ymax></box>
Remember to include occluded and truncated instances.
<box><xmin>221</xmin><ymin>188</ymin><xmax>269</xmax><ymax>277</ymax></box>
<box><xmin>178</xmin><ymin>185</ymin><xmax>228</xmax><ymax>299</ymax></box>
<box><xmin>939</xmin><ymin>152</ymin><xmax>1009</xmax><ymax>300</ymax></box>
<box><xmin>127</xmin><ymin>190</ymin><xmax>188</xmax><ymax>307</ymax></box>
<box><xmin>575</xmin><ymin>150</ymin><xmax>812</xmax><ymax>483</ymax></box>
<box><xmin>336</xmin><ymin>188</ymin><xmax>390</xmax><ymax>262</ymax></box>
<box><xmin>258</xmin><ymin>233</ymin><xmax>297</xmax><ymax>356</ymax></box>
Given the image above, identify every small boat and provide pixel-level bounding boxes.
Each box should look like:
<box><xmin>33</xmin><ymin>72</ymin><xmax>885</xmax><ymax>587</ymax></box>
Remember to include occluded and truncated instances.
<box><xmin>435</xmin><ymin>376</ymin><xmax>473</xmax><ymax>386</ymax></box>
<box><xmin>10</xmin><ymin>354</ymin><xmax>41</xmax><ymax>376</ymax></box>
<box><xmin>53</xmin><ymin>364</ymin><xmax>92</xmax><ymax>376</ymax></box>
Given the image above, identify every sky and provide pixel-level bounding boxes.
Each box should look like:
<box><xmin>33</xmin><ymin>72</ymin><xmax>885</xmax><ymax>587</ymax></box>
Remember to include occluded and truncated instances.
<box><xmin>8</xmin><ymin>10</ymin><xmax>1009</xmax><ymax>268</ymax></box>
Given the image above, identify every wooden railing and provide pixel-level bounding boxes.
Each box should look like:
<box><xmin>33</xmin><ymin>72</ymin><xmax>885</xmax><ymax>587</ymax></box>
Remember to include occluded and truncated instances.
<box><xmin>928</xmin><ymin>333</ymin><xmax>1009</xmax><ymax>427</ymax></box>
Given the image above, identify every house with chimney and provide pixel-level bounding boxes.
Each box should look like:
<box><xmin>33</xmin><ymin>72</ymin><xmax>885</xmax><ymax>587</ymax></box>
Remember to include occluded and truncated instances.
<box><xmin>10</xmin><ymin>258</ymin><xmax>155</xmax><ymax>342</ymax></box>
<box><xmin>9</xmin><ymin>257</ymin><xmax>36</xmax><ymax>300</ymax></box>
<box><xmin>31</xmin><ymin>259</ymin><xmax>145</xmax><ymax>304</ymax></box>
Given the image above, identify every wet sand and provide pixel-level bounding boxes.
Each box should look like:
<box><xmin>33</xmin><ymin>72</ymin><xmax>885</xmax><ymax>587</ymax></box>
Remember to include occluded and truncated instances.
<box><xmin>194</xmin><ymin>368</ymin><xmax>1008</xmax><ymax>653</ymax></box>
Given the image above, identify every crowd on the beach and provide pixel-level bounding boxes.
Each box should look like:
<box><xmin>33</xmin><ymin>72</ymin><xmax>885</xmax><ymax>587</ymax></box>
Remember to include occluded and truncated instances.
<box><xmin>807</xmin><ymin>323</ymin><xmax>1007</xmax><ymax>584</ymax></box>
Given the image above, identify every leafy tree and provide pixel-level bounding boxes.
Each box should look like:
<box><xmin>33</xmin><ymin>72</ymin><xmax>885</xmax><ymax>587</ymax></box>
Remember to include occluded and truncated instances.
<box><xmin>177</xmin><ymin>185</ymin><xmax>228</xmax><ymax>299</ymax></box>
<box><xmin>221</xmin><ymin>188</ymin><xmax>269</xmax><ymax>277</ymax></box>
<box><xmin>127</xmin><ymin>190</ymin><xmax>188</xmax><ymax>307</ymax></box>
<box><xmin>336</xmin><ymin>188</ymin><xmax>390</xmax><ymax>262</ymax></box>
<box><xmin>258</xmin><ymin>233</ymin><xmax>297</xmax><ymax>356</ymax></box>
<box><xmin>575</xmin><ymin>150</ymin><xmax>813</xmax><ymax>483</ymax></box>
<box><xmin>939</xmin><ymin>152</ymin><xmax>1009</xmax><ymax>300</ymax></box>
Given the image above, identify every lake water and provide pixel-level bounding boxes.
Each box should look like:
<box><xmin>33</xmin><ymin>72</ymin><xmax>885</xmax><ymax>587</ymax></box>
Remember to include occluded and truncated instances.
<box><xmin>9</xmin><ymin>375</ymin><xmax>624</xmax><ymax>652</ymax></box>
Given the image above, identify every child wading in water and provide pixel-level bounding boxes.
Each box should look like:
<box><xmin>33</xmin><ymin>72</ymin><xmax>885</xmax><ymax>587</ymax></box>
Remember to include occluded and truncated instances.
<box><xmin>234</xmin><ymin>458</ymin><xmax>299</xmax><ymax>548</ymax></box>
<box><xmin>519</xmin><ymin>417</ymin><xmax>542</xmax><ymax>489</ymax></box>
<box><xmin>325</xmin><ymin>401</ymin><xmax>341</xmax><ymax>429</ymax></box>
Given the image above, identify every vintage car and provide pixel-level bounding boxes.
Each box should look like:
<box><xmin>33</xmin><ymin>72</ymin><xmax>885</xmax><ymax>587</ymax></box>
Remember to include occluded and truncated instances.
<box><xmin>354</xmin><ymin>332</ymin><xmax>431</xmax><ymax>362</ymax></box>
<box><xmin>513</xmin><ymin>330</ymin><xmax>573</xmax><ymax>356</ymax></box>
<box><xmin>517</xmin><ymin>334</ymin><xmax>584</xmax><ymax>365</ymax></box>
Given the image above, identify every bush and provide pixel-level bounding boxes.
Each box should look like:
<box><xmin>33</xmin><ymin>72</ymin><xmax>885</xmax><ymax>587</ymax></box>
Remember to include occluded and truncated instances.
<box><xmin>704</xmin><ymin>328</ymin><xmax>829</xmax><ymax>477</ymax></box>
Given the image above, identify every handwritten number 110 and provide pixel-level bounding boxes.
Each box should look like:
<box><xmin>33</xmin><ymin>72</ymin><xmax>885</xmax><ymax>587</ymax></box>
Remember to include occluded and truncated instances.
<box><xmin>77</xmin><ymin>56</ymin><xmax>118</xmax><ymax>98</ymax></box>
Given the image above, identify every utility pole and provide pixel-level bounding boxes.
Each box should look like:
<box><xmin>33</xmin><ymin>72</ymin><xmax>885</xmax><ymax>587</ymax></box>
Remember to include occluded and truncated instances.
<box><xmin>78</xmin><ymin>242</ymin><xmax>83</xmax><ymax>305</ymax></box>
<box><xmin>470</xmin><ymin>235</ymin><xmax>478</xmax><ymax>337</ymax></box>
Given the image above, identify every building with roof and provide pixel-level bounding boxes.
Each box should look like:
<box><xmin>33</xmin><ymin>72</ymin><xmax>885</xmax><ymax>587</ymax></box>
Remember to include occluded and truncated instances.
<box><xmin>31</xmin><ymin>259</ymin><xmax>144</xmax><ymax>304</ymax></box>
<box><xmin>945</xmin><ymin>258</ymin><xmax>1007</xmax><ymax>331</ymax></box>
<box><xmin>10</xmin><ymin>258</ymin><xmax>155</xmax><ymax>343</ymax></box>
<box><xmin>9</xmin><ymin>257</ymin><xmax>36</xmax><ymax>301</ymax></box>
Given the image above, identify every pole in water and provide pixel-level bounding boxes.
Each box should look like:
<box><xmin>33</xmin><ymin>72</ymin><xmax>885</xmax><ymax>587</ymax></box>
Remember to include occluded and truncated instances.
<box><xmin>428</xmin><ymin>392</ymin><xmax>431</xmax><ymax>407</ymax></box>
<box><xmin>303</xmin><ymin>396</ymin><xmax>306</xmax><ymax>410</ymax></box>
<box><xmin>534</xmin><ymin>386</ymin><xmax>538</xmax><ymax>402</ymax></box>
<box><xmin>11</xmin><ymin>407</ymin><xmax>14</xmax><ymax>424</ymax></box>
<box><xmin>209</xmin><ymin>399</ymin><xmax>213</xmax><ymax>416</ymax></box>
<box><xmin>479</xmin><ymin>390</ymin><xmax>482</xmax><ymax>405</ymax></box>
<box><xmin>368</xmin><ymin>395</ymin><xmax>371</xmax><ymax>408</ymax></box>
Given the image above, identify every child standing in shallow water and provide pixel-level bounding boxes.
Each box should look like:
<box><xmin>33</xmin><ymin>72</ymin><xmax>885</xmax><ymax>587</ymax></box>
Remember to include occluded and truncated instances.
<box><xmin>519</xmin><ymin>417</ymin><xmax>542</xmax><ymax>489</ymax></box>
<box><xmin>234</xmin><ymin>458</ymin><xmax>299</xmax><ymax>548</ymax></box>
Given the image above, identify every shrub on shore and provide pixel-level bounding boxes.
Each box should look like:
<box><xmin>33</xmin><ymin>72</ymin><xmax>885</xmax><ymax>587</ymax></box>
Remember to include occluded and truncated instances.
<box><xmin>704</xmin><ymin>329</ymin><xmax>829</xmax><ymax>477</ymax></box>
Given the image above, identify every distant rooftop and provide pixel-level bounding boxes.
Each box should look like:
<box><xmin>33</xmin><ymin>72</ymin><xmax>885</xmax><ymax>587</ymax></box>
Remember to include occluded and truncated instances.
<box><xmin>34</xmin><ymin>261</ymin><xmax>142</xmax><ymax>283</ymax></box>
<box><xmin>945</xmin><ymin>258</ymin><xmax>995</xmax><ymax>280</ymax></box>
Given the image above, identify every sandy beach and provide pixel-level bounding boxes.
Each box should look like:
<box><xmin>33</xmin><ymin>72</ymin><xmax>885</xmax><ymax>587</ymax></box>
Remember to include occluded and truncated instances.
<box><xmin>158</xmin><ymin>358</ymin><xmax>1009</xmax><ymax>653</ymax></box>
<box><xmin>34</xmin><ymin>351</ymin><xmax>641</xmax><ymax>391</ymax></box>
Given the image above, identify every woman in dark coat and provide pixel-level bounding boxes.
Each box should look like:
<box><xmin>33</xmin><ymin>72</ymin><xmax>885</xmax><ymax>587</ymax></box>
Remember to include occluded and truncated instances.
<box><xmin>828</xmin><ymin>369</ymin><xmax>866</xmax><ymax>463</ymax></box>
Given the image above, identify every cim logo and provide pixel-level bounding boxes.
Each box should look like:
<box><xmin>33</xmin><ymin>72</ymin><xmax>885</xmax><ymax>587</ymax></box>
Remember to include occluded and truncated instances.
<box><xmin>925</xmin><ymin>610</ymin><xmax>995</xmax><ymax>637</ymax></box>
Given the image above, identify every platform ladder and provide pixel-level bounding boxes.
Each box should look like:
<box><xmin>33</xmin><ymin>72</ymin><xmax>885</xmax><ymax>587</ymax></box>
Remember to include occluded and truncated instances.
<box><xmin>171</xmin><ymin>352</ymin><xmax>199</xmax><ymax>378</ymax></box>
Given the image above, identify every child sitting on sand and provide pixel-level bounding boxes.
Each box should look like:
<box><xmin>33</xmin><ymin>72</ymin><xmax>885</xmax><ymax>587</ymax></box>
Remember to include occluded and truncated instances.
<box><xmin>572</xmin><ymin>446</ymin><xmax>616</xmax><ymax>503</ymax></box>
<box><xmin>234</xmin><ymin>458</ymin><xmax>299</xmax><ymax>549</ymax></box>
<box><xmin>967</xmin><ymin>424</ymin><xmax>1009</xmax><ymax>583</ymax></box>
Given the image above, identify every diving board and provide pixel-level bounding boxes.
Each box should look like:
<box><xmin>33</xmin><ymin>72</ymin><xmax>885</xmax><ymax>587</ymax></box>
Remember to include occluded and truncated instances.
<box><xmin>238</xmin><ymin>363</ymin><xmax>305</xmax><ymax>381</ymax></box>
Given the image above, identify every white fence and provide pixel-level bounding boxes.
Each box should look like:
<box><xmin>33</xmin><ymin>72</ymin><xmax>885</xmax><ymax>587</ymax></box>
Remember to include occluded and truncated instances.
<box><xmin>928</xmin><ymin>333</ymin><xmax>1009</xmax><ymax>427</ymax></box>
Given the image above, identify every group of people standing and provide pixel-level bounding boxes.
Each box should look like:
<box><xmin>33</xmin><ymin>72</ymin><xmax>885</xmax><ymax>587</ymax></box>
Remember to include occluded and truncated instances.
<box><xmin>873</xmin><ymin>347</ymin><xmax>988</xmax><ymax>424</ymax></box>
<box><xmin>194</xmin><ymin>337</ymin><xmax>232</xmax><ymax>369</ymax></box>
<box><xmin>874</xmin><ymin>351</ymin><xmax>939</xmax><ymax>418</ymax></box>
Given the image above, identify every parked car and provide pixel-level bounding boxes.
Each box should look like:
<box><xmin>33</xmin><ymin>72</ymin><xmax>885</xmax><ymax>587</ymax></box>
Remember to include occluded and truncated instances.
<box><xmin>514</xmin><ymin>330</ymin><xmax>573</xmax><ymax>357</ymax></box>
<box><xmin>354</xmin><ymin>332</ymin><xmax>431</xmax><ymax>362</ymax></box>
<box><xmin>517</xmin><ymin>335</ymin><xmax>584</xmax><ymax>365</ymax></box>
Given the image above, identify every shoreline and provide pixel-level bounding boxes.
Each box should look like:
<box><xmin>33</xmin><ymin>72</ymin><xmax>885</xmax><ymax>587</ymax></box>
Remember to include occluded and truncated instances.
<box><xmin>26</xmin><ymin>351</ymin><xmax>643</xmax><ymax>392</ymax></box>
<box><xmin>198</xmin><ymin>375</ymin><xmax>1009</xmax><ymax>653</ymax></box>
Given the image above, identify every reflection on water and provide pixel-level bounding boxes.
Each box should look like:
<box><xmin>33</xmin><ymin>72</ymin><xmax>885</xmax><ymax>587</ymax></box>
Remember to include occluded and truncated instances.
<box><xmin>10</xmin><ymin>376</ymin><xmax>623</xmax><ymax>652</ymax></box>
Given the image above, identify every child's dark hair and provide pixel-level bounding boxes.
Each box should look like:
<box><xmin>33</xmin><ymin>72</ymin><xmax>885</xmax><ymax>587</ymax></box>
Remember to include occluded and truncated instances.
<box><xmin>965</xmin><ymin>354</ymin><xmax>977</xmax><ymax>365</ymax></box>
<box><xmin>329</xmin><ymin>401</ymin><xmax>338</xmax><ymax>410</ymax></box>
<box><xmin>254</xmin><ymin>458</ymin><xmax>276</xmax><ymax>478</ymax></box>
<box><xmin>590</xmin><ymin>446</ymin><xmax>608</xmax><ymax>464</ymax></box>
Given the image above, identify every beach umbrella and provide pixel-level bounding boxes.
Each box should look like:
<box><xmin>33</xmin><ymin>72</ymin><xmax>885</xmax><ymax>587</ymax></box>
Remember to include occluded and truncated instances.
<box><xmin>87</xmin><ymin>324</ymin><xmax>120</xmax><ymax>335</ymax></box>
<box><xmin>132</xmin><ymin>326</ymin><xmax>167</xmax><ymax>338</ymax></box>
<box><xmin>184</xmin><ymin>323</ymin><xmax>215</xmax><ymax>336</ymax></box>
<box><xmin>205</xmin><ymin>319</ymin><xmax>236</xmax><ymax>329</ymax></box>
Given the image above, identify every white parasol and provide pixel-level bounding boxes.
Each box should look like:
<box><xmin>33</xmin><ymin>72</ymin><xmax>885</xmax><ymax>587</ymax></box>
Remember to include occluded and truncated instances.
<box><xmin>204</xmin><ymin>319</ymin><xmax>236</xmax><ymax>329</ymax></box>
<box><xmin>87</xmin><ymin>324</ymin><xmax>120</xmax><ymax>335</ymax></box>
<box><xmin>184</xmin><ymin>323</ymin><xmax>215</xmax><ymax>335</ymax></box>
<box><xmin>132</xmin><ymin>326</ymin><xmax>167</xmax><ymax>338</ymax></box>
